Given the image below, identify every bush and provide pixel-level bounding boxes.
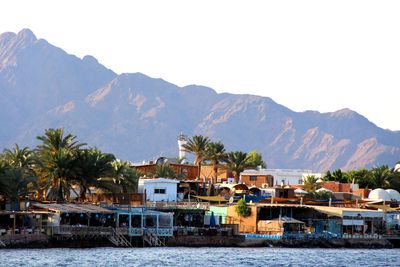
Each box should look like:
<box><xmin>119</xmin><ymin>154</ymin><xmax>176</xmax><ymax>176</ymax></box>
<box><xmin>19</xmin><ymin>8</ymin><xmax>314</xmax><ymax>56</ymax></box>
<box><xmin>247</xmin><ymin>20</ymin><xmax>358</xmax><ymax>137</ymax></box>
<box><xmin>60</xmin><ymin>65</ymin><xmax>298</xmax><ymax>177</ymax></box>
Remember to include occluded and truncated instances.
<box><xmin>235</xmin><ymin>198</ymin><xmax>251</xmax><ymax>217</ymax></box>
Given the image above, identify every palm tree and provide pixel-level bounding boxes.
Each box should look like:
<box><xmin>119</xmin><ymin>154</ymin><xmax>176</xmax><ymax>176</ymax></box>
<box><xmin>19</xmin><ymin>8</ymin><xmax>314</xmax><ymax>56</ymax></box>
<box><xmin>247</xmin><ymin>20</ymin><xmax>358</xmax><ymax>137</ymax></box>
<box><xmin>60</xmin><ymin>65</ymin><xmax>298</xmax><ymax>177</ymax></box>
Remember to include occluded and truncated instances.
<box><xmin>246</xmin><ymin>150</ymin><xmax>267</xmax><ymax>169</ymax></box>
<box><xmin>225</xmin><ymin>151</ymin><xmax>249</xmax><ymax>183</ymax></box>
<box><xmin>206</xmin><ymin>141</ymin><xmax>226</xmax><ymax>184</ymax></box>
<box><xmin>34</xmin><ymin>128</ymin><xmax>85</xmax><ymax>202</ymax></box>
<box><xmin>153</xmin><ymin>163</ymin><xmax>177</xmax><ymax>178</ymax></box>
<box><xmin>303</xmin><ymin>175</ymin><xmax>319</xmax><ymax>192</ymax></box>
<box><xmin>73</xmin><ymin>148</ymin><xmax>116</xmax><ymax>201</ymax></box>
<box><xmin>3</xmin><ymin>144</ymin><xmax>33</xmax><ymax>169</ymax></box>
<box><xmin>182</xmin><ymin>135</ymin><xmax>210</xmax><ymax>180</ymax></box>
<box><xmin>100</xmin><ymin>161</ymin><xmax>141</xmax><ymax>194</ymax></box>
<box><xmin>371</xmin><ymin>165</ymin><xmax>391</xmax><ymax>189</ymax></box>
<box><xmin>0</xmin><ymin>167</ymin><xmax>37</xmax><ymax>210</ymax></box>
<box><xmin>330</xmin><ymin>169</ymin><xmax>348</xmax><ymax>183</ymax></box>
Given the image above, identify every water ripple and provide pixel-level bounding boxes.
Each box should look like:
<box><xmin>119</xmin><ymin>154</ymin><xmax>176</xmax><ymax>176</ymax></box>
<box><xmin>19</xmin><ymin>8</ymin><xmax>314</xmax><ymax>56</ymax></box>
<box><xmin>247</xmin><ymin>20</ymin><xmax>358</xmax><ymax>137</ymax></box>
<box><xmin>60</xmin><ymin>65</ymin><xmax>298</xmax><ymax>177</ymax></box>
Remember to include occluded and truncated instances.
<box><xmin>0</xmin><ymin>247</ymin><xmax>399</xmax><ymax>267</ymax></box>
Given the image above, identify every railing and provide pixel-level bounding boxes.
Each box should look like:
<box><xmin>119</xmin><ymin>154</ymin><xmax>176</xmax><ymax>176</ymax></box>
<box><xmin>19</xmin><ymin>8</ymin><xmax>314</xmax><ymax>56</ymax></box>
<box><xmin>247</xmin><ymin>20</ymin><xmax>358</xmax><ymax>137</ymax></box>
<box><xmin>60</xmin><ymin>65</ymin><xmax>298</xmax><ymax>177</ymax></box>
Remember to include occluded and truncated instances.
<box><xmin>45</xmin><ymin>226</ymin><xmax>113</xmax><ymax>236</ymax></box>
<box><xmin>242</xmin><ymin>233</ymin><xmax>282</xmax><ymax>240</ymax></box>
<box><xmin>174</xmin><ymin>226</ymin><xmax>234</xmax><ymax>236</ymax></box>
<box><xmin>129</xmin><ymin>228</ymin><xmax>143</xmax><ymax>236</ymax></box>
<box><xmin>342</xmin><ymin>233</ymin><xmax>382</xmax><ymax>239</ymax></box>
<box><xmin>145</xmin><ymin>227</ymin><xmax>173</xmax><ymax>236</ymax></box>
<box><xmin>145</xmin><ymin>201</ymin><xmax>210</xmax><ymax>210</ymax></box>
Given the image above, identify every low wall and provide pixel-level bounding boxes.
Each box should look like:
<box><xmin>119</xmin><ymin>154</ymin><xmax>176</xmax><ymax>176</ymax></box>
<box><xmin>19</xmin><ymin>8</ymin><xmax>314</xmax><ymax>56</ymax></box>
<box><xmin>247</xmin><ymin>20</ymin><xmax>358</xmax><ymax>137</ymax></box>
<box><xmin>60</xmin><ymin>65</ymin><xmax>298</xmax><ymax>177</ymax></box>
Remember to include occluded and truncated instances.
<box><xmin>0</xmin><ymin>234</ymin><xmax>50</xmax><ymax>248</ymax></box>
<box><xmin>167</xmin><ymin>235</ymin><xmax>245</xmax><ymax>247</ymax></box>
<box><xmin>239</xmin><ymin>238</ymin><xmax>393</xmax><ymax>249</ymax></box>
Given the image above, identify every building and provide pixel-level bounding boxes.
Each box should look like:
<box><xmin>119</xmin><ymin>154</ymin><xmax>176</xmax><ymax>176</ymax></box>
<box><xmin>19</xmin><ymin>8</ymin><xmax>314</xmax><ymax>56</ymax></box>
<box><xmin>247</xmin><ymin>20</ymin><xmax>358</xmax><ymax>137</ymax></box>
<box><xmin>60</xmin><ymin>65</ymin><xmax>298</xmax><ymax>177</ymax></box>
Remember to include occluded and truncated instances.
<box><xmin>133</xmin><ymin>158</ymin><xmax>198</xmax><ymax>180</ymax></box>
<box><xmin>322</xmin><ymin>181</ymin><xmax>359</xmax><ymax>193</ymax></box>
<box><xmin>240</xmin><ymin>168</ymin><xmax>321</xmax><ymax>188</ymax></box>
<box><xmin>138</xmin><ymin>178</ymin><xmax>179</xmax><ymax>202</ymax></box>
<box><xmin>200</xmin><ymin>165</ymin><xmax>232</xmax><ymax>183</ymax></box>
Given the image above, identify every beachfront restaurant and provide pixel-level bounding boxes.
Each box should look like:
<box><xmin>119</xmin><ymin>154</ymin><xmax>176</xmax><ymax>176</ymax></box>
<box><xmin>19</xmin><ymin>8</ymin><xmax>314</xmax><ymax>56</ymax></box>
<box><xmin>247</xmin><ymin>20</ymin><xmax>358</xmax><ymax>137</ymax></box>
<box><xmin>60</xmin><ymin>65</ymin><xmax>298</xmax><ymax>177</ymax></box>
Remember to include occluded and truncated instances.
<box><xmin>311</xmin><ymin>206</ymin><xmax>385</xmax><ymax>238</ymax></box>
<box><xmin>0</xmin><ymin>211</ymin><xmax>49</xmax><ymax>235</ymax></box>
<box><xmin>116</xmin><ymin>207</ymin><xmax>174</xmax><ymax>237</ymax></box>
<box><xmin>32</xmin><ymin>203</ymin><xmax>116</xmax><ymax>233</ymax></box>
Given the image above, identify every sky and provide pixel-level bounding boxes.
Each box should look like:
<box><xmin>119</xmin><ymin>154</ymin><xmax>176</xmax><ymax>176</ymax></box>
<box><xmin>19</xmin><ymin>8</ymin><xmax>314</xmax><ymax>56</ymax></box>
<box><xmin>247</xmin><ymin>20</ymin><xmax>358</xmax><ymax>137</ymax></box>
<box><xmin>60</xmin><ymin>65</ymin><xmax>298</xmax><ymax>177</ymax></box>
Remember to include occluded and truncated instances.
<box><xmin>1</xmin><ymin>0</ymin><xmax>400</xmax><ymax>130</ymax></box>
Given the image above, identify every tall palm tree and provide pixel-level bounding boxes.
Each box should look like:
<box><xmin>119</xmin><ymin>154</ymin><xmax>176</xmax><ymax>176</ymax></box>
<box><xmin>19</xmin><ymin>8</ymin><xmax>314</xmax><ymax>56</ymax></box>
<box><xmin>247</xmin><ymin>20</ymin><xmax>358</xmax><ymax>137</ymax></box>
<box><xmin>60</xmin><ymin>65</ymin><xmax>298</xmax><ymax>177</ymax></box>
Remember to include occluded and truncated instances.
<box><xmin>371</xmin><ymin>165</ymin><xmax>391</xmax><ymax>189</ymax></box>
<box><xmin>205</xmin><ymin>141</ymin><xmax>226</xmax><ymax>184</ymax></box>
<box><xmin>225</xmin><ymin>151</ymin><xmax>249</xmax><ymax>183</ymax></box>
<box><xmin>100</xmin><ymin>161</ymin><xmax>141</xmax><ymax>194</ymax></box>
<box><xmin>3</xmin><ymin>144</ymin><xmax>33</xmax><ymax>169</ymax></box>
<box><xmin>330</xmin><ymin>169</ymin><xmax>348</xmax><ymax>183</ymax></box>
<box><xmin>73</xmin><ymin>148</ymin><xmax>116</xmax><ymax>201</ymax></box>
<box><xmin>182</xmin><ymin>135</ymin><xmax>210</xmax><ymax>180</ymax></box>
<box><xmin>246</xmin><ymin>150</ymin><xmax>267</xmax><ymax>169</ymax></box>
<box><xmin>153</xmin><ymin>163</ymin><xmax>177</xmax><ymax>178</ymax></box>
<box><xmin>0</xmin><ymin>167</ymin><xmax>37</xmax><ymax>210</ymax></box>
<box><xmin>34</xmin><ymin>128</ymin><xmax>85</xmax><ymax>202</ymax></box>
<box><xmin>303</xmin><ymin>175</ymin><xmax>319</xmax><ymax>192</ymax></box>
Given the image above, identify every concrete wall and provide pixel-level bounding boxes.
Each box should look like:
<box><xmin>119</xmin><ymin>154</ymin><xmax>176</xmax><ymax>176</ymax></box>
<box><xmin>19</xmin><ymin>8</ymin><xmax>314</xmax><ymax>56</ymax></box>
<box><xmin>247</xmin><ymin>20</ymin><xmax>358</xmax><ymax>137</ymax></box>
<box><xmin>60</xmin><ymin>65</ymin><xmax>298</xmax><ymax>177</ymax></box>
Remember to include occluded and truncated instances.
<box><xmin>227</xmin><ymin>205</ymin><xmax>258</xmax><ymax>233</ymax></box>
<box><xmin>139</xmin><ymin>179</ymin><xmax>178</xmax><ymax>202</ymax></box>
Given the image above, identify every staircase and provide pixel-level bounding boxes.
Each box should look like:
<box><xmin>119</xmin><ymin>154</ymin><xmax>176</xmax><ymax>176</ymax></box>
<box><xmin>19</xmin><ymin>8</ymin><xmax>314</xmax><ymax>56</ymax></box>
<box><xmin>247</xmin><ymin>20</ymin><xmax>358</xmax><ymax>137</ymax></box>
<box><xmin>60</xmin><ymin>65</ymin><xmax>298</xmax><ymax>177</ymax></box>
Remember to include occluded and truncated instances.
<box><xmin>143</xmin><ymin>232</ymin><xmax>166</xmax><ymax>247</ymax></box>
<box><xmin>0</xmin><ymin>239</ymin><xmax>6</xmax><ymax>248</ymax></box>
<box><xmin>107</xmin><ymin>228</ymin><xmax>132</xmax><ymax>247</ymax></box>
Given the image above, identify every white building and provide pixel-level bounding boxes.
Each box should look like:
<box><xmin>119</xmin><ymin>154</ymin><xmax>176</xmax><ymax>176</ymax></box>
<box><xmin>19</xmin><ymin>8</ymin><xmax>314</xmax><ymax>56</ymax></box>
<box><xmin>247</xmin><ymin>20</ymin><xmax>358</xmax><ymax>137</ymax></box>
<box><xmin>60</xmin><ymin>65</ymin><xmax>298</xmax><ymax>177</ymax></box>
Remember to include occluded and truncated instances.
<box><xmin>138</xmin><ymin>178</ymin><xmax>179</xmax><ymax>202</ymax></box>
<box><xmin>240</xmin><ymin>168</ymin><xmax>321</xmax><ymax>186</ymax></box>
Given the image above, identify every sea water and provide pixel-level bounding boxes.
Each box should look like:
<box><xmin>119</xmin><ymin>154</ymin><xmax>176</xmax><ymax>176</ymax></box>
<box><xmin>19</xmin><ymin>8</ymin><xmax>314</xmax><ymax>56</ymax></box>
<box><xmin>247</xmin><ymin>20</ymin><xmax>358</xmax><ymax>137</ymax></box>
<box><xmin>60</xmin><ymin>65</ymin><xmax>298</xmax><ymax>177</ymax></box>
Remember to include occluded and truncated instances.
<box><xmin>0</xmin><ymin>247</ymin><xmax>398</xmax><ymax>267</ymax></box>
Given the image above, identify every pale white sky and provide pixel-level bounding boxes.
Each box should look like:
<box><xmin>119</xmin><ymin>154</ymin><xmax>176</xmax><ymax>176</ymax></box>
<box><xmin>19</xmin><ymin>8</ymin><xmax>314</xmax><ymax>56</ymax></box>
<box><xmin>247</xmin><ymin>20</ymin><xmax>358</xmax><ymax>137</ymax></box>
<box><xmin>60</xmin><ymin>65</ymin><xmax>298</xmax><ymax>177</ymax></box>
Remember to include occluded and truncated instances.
<box><xmin>1</xmin><ymin>0</ymin><xmax>399</xmax><ymax>130</ymax></box>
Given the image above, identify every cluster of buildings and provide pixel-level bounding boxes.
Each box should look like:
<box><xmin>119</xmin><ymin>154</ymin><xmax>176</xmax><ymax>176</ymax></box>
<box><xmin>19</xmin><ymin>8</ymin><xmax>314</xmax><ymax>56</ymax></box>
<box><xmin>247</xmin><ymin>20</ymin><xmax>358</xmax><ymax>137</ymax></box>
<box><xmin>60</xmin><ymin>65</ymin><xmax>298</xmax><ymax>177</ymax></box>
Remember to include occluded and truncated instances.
<box><xmin>1</xmin><ymin>134</ymin><xmax>399</xmax><ymax>248</ymax></box>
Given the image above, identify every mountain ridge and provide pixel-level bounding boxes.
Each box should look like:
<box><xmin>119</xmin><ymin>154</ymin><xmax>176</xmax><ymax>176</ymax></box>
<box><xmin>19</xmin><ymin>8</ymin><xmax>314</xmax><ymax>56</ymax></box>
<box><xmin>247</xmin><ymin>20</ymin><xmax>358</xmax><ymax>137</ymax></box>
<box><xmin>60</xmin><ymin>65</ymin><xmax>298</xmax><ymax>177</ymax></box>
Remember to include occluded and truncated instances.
<box><xmin>0</xmin><ymin>29</ymin><xmax>399</xmax><ymax>171</ymax></box>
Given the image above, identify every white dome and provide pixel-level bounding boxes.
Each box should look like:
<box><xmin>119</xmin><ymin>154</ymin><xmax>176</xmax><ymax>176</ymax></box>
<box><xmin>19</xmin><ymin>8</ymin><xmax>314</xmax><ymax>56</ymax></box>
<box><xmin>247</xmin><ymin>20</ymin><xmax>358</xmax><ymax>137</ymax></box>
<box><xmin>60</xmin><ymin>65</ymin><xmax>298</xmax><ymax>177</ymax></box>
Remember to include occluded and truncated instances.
<box><xmin>368</xmin><ymin>188</ymin><xmax>392</xmax><ymax>201</ymax></box>
<box><xmin>394</xmin><ymin>163</ymin><xmax>400</xmax><ymax>172</ymax></box>
<box><xmin>385</xmin><ymin>189</ymin><xmax>400</xmax><ymax>201</ymax></box>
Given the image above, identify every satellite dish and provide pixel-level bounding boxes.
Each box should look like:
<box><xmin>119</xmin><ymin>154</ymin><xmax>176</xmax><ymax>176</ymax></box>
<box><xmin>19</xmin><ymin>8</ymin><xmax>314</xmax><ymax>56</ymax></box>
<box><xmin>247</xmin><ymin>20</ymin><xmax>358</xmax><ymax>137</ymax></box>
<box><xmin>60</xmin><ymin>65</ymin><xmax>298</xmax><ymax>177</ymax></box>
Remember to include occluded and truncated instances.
<box><xmin>229</xmin><ymin>196</ymin><xmax>234</xmax><ymax>204</ymax></box>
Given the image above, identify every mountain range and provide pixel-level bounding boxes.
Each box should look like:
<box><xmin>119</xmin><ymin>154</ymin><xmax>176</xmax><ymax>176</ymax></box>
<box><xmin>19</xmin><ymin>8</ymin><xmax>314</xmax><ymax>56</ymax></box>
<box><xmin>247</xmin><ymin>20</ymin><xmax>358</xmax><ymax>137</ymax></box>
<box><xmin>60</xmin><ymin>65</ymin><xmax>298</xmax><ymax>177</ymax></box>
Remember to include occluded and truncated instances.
<box><xmin>1</xmin><ymin>29</ymin><xmax>399</xmax><ymax>172</ymax></box>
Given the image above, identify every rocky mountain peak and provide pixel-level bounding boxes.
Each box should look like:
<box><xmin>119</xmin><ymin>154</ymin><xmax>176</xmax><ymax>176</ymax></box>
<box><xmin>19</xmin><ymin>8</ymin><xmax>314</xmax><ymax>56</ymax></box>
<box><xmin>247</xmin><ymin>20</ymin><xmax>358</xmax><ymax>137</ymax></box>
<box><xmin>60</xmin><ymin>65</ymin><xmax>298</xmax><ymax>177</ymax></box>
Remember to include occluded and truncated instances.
<box><xmin>0</xmin><ymin>29</ymin><xmax>399</xmax><ymax>171</ymax></box>
<box><xmin>16</xmin><ymin>28</ymin><xmax>37</xmax><ymax>44</ymax></box>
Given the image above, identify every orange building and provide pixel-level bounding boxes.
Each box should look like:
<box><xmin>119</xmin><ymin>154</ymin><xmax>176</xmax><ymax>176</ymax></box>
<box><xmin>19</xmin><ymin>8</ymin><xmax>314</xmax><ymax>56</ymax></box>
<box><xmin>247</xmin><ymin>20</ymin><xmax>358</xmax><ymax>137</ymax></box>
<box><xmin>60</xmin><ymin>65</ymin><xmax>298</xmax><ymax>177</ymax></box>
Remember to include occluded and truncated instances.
<box><xmin>322</xmin><ymin>181</ymin><xmax>353</xmax><ymax>193</ymax></box>
<box><xmin>226</xmin><ymin>205</ymin><xmax>258</xmax><ymax>233</ymax></box>
<box><xmin>200</xmin><ymin>165</ymin><xmax>231</xmax><ymax>183</ymax></box>
<box><xmin>240</xmin><ymin>173</ymin><xmax>274</xmax><ymax>188</ymax></box>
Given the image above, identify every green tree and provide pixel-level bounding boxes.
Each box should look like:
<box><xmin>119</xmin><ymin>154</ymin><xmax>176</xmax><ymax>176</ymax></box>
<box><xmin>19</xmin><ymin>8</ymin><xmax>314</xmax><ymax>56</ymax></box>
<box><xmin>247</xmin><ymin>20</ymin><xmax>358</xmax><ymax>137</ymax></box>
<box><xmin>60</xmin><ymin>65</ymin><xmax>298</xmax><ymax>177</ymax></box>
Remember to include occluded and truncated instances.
<box><xmin>154</xmin><ymin>163</ymin><xmax>177</xmax><ymax>178</ymax></box>
<box><xmin>205</xmin><ymin>141</ymin><xmax>226</xmax><ymax>184</ymax></box>
<box><xmin>225</xmin><ymin>151</ymin><xmax>249</xmax><ymax>183</ymax></box>
<box><xmin>346</xmin><ymin>169</ymin><xmax>374</xmax><ymax>189</ymax></box>
<box><xmin>307</xmin><ymin>190</ymin><xmax>335</xmax><ymax>200</ymax></box>
<box><xmin>246</xmin><ymin>150</ymin><xmax>266</xmax><ymax>168</ymax></box>
<box><xmin>34</xmin><ymin>128</ymin><xmax>85</xmax><ymax>202</ymax></box>
<box><xmin>303</xmin><ymin>175</ymin><xmax>319</xmax><ymax>192</ymax></box>
<box><xmin>0</xmin><ymin>168</ymin><xmax>37</xmax><ymax>210</ymax></box>
<box><xmin>182</xmin><ymin>135</ymin><xmax>210</xmax><ymax>180</ymax></box>
<box><xmin>3</xmin><ymin>144</ymin><xmax>33</xmax><ymax>169</ymax></box>
<box><xmin>100</xmin><ymin>161</ymin><xmax>141</xmax><ymax>194</ymax></box>
<box><xmin>330</xmin><ymin>169</ymin><xmax>349</xmax><ymax>183</ymax></box>
<box><xmin>73</xmin><ymin>148</ymin><xmax>116</xmax><ymax>201</ymax></box>
<box><xmin>235</xmin><ymin>198</ymin><xmax>251</xmax><ymax>217</ymax></box>
<box><xmin>371</xmin><ymin>165</ymin><xmax>391</xmax><ymax>189</ymax></box>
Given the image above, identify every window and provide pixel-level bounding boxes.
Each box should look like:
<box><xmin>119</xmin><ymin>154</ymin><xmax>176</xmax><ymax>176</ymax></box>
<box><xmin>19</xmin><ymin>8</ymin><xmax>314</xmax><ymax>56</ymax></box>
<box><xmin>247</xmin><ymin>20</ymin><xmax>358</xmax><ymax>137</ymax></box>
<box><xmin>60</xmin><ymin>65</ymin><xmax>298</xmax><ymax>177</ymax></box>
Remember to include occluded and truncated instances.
<box><xmin>249</xmin><ymin>176</ymin><xmax>257</xmax><ymax>181</ymax></box>
<box><xmin>154</xmin><ymin>188</ymin><xmax>166</xmax><ymax>194</ymax></box>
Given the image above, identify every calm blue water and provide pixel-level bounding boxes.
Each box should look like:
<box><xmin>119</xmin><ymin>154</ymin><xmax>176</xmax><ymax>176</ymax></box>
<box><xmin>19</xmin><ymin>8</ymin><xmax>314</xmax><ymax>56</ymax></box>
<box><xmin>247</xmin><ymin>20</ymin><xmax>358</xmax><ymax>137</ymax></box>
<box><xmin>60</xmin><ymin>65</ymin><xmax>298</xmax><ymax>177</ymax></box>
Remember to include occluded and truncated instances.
<box><xmin>0</xmin><ymin>247</ymin><xmax>398</xmax><ymax>267</ymax></box>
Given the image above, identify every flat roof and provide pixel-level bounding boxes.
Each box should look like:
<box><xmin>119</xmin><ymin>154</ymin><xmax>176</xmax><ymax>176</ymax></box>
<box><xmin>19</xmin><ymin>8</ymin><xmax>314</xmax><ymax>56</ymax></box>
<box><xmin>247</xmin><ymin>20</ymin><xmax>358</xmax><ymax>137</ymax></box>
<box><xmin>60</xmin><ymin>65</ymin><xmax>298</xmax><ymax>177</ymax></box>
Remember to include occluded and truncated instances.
<box><xmin>32</xmin><ymin>203</ymin><xmax>114</xmax><ymax>214</ymax></box>
<box><xmin>306</xmin><ymin>205</ymin><xmax>384</xmax><ymax>217</ymax></box>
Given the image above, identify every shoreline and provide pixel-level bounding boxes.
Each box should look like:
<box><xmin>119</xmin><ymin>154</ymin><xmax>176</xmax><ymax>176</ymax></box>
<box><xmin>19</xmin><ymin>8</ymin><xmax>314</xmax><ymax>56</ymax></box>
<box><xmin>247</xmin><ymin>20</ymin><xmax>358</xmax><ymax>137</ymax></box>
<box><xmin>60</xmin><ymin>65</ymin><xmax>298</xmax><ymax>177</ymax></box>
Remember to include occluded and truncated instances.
<box><xmin>0</xmin><ymin>234</ymin><xmax>396</xmax><ymax>249</ymax></box>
